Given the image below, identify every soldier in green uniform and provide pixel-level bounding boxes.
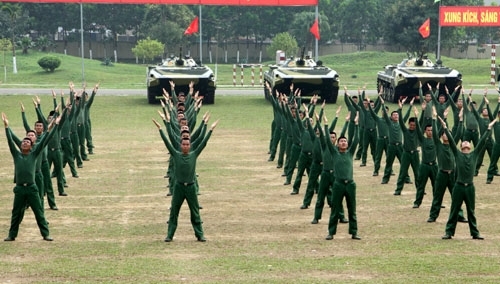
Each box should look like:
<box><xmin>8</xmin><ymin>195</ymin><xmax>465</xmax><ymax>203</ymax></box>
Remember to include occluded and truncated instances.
<box><xmin>359</xmin><ymin>90</ymin><xmax>380</xmax><ymax>167</ymax></box>
<box><xmin>3</xmin><ymin>112</ymin><xmax>59</xmax><ymax>242</ymax></box>
<box><xmin>441</xmin><ymin>117</ymin><xmax>496</xmax><ymax>240</ymax></box>
<box><xmin>343</xmin><ymin>88</ymin><xmax>362</xmax><ymax>160</ymax></box>
<box><xmin>291</xmin><ymin>101</ymin><xmax>317</xmax><ymax>195</ymax></box>
<box><xmin>446</xmin><ymin>88</ymin><xmax>465</xmax><ymax>140</ymax></box>
<box><xmin>283</xmin><ymin>98</ymin><xmax>304</xmax><ymax>187</ymax></box>
<box><xmin>311</xmin><ymin>109</ymin><xmax>348</xmax><ymax>224</ymax></box>
<box><xmin>266</xmin><ymin>82</ymin><xmax>282</xmax><ymax>162</ymax></box>
<box><xmin>475</xmin><ymin>93</ymin><xmax>496</xmax><ymax>176</ymax></box>
<box><xmin>84</xmin><ymin>83</ymin><xmax>98</xmax><ymax>155</ymax></box>
<box><xmin>301</xmin><ymin>103</ymin><xmax>326</xmax><ymax>209</ymax></box>
<box><xmin>427</xmin><ymin>109</ymin><xmax>466</xmax><ymax>223</ymax></box>
<box><xmin>418</xmin><ymin>81</ymin><xmax>436</xmax><ymax>127</ymax></box>
<box><xmin>393</xmin><ymin>99</ymin><xmax>420</xmax><ymax>195</ymax></box>
<box><xmin>462</xmin><ymin>92</ymin><xmax>480</xmax><ymax>148</ymax></box>
<box><xmin>59</xmin><ymin>90</ymin><xmax>79</xmax><ymax>190</ymax></box>
<box><xmin>153</xmin><ymin>118</ymin><xmax>218</xmax><ymax>242</ymax></box>
<box><xmin>413</xmin><ymin>111</ymin><xmax>438</xmax><ymax>208</ymax></box>
<box><xmin>380</xmin><ymin>95</ymin><xmax>404</xmax><ymax>185</ymax></box>
<box><xmin>486</xmin><ymin>95</ymin><xmax>500</xmax><ymax>184</ymax></box>
<box><xmin>369</xmin><ymin>90</ymin><xmax>389</xmax><ymax>177</ymax></box>
<box><xmin>325</xmin><ymin>110</ymin><xmax>361</xmax><ymax>241</ymax></box>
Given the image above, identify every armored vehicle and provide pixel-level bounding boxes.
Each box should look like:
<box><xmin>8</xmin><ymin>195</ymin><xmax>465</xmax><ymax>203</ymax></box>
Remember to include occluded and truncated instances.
<box><xmin>147</xmin><ymin>55</ymin><xmax>216</xmax><ymax>104</ymax></box>
<box><xmin>377</xmin><ymin>55</ymin><xmax>462</xmax><ymax>103</ymax></box>
<box><xmin>263</xmin><ymin>52</ymin><xmax>340</xmax><ymax>103</ymax></box>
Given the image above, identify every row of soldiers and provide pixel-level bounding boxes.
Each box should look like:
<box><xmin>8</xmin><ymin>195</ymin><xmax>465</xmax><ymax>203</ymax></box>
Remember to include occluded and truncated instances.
<box><xmin>267</xmin><ymin>82</ymin><xmax>500</xmax><ymax>239</ymax></box>
<box><xmin>152</xmin><ymin>81</ymin><xmax>218</xmax><ymax>242</ymax></box>
<box><xmin>3</xmin><ymin>83</ymin><xmax>98</xmax><ymax>241</ymax></box>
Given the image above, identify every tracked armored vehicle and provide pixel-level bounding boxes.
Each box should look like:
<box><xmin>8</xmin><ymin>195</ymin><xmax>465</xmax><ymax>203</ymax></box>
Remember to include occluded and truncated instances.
<box><xmin>377</xmin><ymin>55</ymin><xmax>462</xmax><ymax>103</ymax></box>
<box><xmin>263</xmin><ymin>52</ymin><xmax>340</xmax><ymax>103</ymax></box>
<box><xmin>147</xmin><ymin>55</ymin><xmax>216</xmax><ymax>104</ymax></box>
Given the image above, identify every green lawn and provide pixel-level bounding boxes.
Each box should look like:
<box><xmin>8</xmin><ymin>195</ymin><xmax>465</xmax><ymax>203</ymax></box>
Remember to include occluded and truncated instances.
<box><xmin>0</xmin><ymin>50</ymin><xmax>497</xmax><ymax>90</ymax></box>
<box><xmin>0</xmin><ymin>93</ymin><xmax>499</xmax><ymax>283</ymax></box>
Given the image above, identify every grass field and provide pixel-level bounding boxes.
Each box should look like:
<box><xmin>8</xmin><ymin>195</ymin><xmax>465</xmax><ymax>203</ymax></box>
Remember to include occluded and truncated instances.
<box><xmin>0</xmin><ymin>50</ymin><xmax>497</xmax><ymax>90</ymax></box>
<box><xmin>0</xmin><ymin>92</ymin><xmax>500</xmax><ymax>283</ymax></box>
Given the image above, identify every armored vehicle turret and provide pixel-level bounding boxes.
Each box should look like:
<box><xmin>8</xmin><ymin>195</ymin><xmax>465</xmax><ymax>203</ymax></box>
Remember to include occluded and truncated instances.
<box><xmin>147</xmin><ymin>54</ymin><xmax>216</xmax><ymax>104</ymax></box>
<box><xmin>377</xmin><ymin>54</ymin><xmax>462</xmax><ymax>103</ymax></box>
<box><xmin>263</xmin><ymin>51</ymin><xmax>340</xmax><ymax>103</ymax></box>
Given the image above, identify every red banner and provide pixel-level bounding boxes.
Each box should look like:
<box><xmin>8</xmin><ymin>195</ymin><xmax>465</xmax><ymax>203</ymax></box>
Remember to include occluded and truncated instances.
<box><xmin>440</xmin><ymin>6</ymin><xmax>500</xmax><ymax>26</ymax></box>
<box><xmin>0</xmin><ymin>0</ymin><xmax>317</xmax><ymax>5</ymax></box>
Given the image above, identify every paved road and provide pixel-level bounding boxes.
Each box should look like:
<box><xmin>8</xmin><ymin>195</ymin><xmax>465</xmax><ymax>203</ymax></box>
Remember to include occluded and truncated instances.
<box><xmin>0</xmin><ymin>87</ymin><xmax>493</xmax><ymax>96</ymax></box>
<box><xmin>0</xmin><ymin>87</ymin><xmax>263</xmax><ymax>96</ymax></box>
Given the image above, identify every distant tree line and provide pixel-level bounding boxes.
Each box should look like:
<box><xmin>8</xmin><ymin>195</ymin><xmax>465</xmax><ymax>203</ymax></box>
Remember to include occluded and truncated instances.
<box><xmin>0</xmin><ymin>0</ymin><xmax>496</xmax><ymax>59</ymax></box>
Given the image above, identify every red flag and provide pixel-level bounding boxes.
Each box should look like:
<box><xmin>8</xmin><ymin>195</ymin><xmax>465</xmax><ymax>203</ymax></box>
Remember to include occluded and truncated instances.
<box><xmin>310</xmin><ymin>18</ymin><xmax>320</xmax><ymax>40</ymax></box>
<box><xmin>419</xmin><ymin>18</ymin><xmax>430</xmax><ymax>38</ymax></box>
<box><xmin>184</xmin><ymin>17</ymin><xmax>199</xmax><ymax>35</ymax></box>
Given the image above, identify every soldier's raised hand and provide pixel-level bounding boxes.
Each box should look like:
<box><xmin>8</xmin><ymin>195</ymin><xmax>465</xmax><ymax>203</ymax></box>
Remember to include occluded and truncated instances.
<box><xmin>438</xmin><ymin>116</ymin><xmax>447</xmax><ymax>129</ymax></box>
<box><xmin>152</xmin><ymin>118</ymin><xmax>161</xmax><ymax>129</ymax></box>
<box><xmin>336</xmin><ymin>105</ymin><xmax>342</xmax><ymax>117</ymax></box>
<box><xmin>488</xmin><ymin>119</ymin><xmax>497</xmax><ymax>130</ymax></box>
<box><xmin>2</xmin><ymin>112</ymin><xmax>8</xmax><ymax>127</ymax></box>
<box><xmin>210</xmin><ymin>119</ymin><xmax>219</xmax><ymax>131</ymax></box>
<box><xmin>443</xmin><ymin>106</ymin><xmax>450</xmax><ymax>118</ymax></box>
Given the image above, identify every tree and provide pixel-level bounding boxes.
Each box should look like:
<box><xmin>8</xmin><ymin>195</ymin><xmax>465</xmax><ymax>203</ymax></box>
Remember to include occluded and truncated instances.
<box><xmin>18</xmin><ymin>35</ymin><xmax>33</xmax><ymax>54</ymax></box>
<box><xmin>337</xmin><ymin>0</ymin><xmax>383</xmax><ymax>49</ymax></box>
<box><xmin>382</xmin><ymin>0</ymin><xmax>482</xmax><ymax>56</ymax></box>
<box><xmin>0</xmin><ymin>38</ymin><xmax>12</xmax><ymax>82</ymax></box>
<box><xmin>138</xmin><ymin>5</ymin><xmax>195</xmax><ymax>56</ymax></box>
<box><xmin>131</xmin><ymin>37</ymin><xmax>163</xmax><ymax>63</ymax></box>
<box><xmin>34</xmin><ymin>35</ymin><xmax>54</xmax><ymax>52</ymax></box>
<box><xmin>266</xmin><ymin>32</ymin><xmax>298</xmax><ymax>59</ymax></box>
<box><xmin>1</xmin><ymin>3</ymin><xmax>28</xmax><ymax>74</ymax></box>
<box><xmin>288</xmin><ymin>12</ymin><xmax>331</xmax><ymax>49</ymax></box>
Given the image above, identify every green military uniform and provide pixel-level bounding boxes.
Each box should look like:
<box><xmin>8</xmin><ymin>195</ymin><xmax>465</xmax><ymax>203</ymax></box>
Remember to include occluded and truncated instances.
<box><xmin>394</xmin><ymin>107</ymin><xmax>420</xmax><ymax>195</ymax></box>
<box><xmin>283</xmin><ymin>104</ymin><xmax>303</xmax><ymax>185</ymax></box>
<box><xmin>381</xmin><ymin>106</ymin><xmax>404</xmax><ymax>183</ymax></box>
<box><xmin>413</xmin><ymin>123</ymin><xmax>437</xmax><ymax>207</ymax></box>
<box><xmin>462</xmin><ymin>97</ymin><xmax>480</xmax><ymax>146</ymax></box>
<box><xmin>486</xmin><ymin>104</ymin><xmax>500</xmax><ymax>183</ymax></box>
<box><xmin>84</xmin><ymin>88</ymin><xmax>97</xmax><ymax>154</ymax></box>
<box><xmin>76</xmin><ymin>92</ymin><xmax>89</xmax><ymax>161</ymax></box>
<box><xmin>475</xmin><ymin>100</ymin><xmax>495</xmax><ymax>176</ymax></box>
<box><xmin>159</xmin><ymin>128</ymin><xmax>213</xmax><ymax>241</ymax></box>
<box><xmin>447</xmin><ymin>92</ymin><xmax>463</xmax><ymax>141</ymax></box>
<box><xmin>4</xmin><ymin>122</ymin><xmax>57</xmax><ymax>241</ymax></box>
<box><xmin>369</xmin><ymin>102</ymin><xmax>388</xmax><ymax>176</ymax></box>
<box><xmin>344</xmin><ymin>93</ymin><xmax>361</xmax><ymax>160</ymax></box>
<box><xmin>419</xmin><ymin>86</ymin><xmax>436</xmax><ymax>127</ymax></box>
<box><xmin>59</xmin><ymin>96</ymin><xmax>79</xmax><ymax>181</ymax></box>
<box><xmin>302</xmin><ymin>112</ymin><xmax>326</xmax><ymax>208</ymax></box>
<box><xmin>327</xmin><ymin>124</ymin><xmax>359</xmax><ymax>239</ymax></box>
<box><xmin>428</xmin><ymin>119</ymin><xmax>465</xmax><ymax>221</ymax></box>
<box><xmin>292</xmin><ymin>117</ymin><xmax>315</xmax><ymax>194</ymax></box>
<box><xmin>443</xmin><ymin>127</ymin><xmax>492</xmax><ymax>239</ymax></box>
<box><xmin>360</xmin><ymin>95</ymin><xmax>380</xmax><ymax>166</ymax></box>
<box><xmin>70</xmin><ymin>91</ymin><xmax>84</xmax><ymax>168</ymax></box>
<box><xmin>268</xmin><ymin>92</ymin><xmax>283</xmax><ymax>162</ymax></box>
<box><xmin>311</xmin><ymin>121</ymin><xmax>347</xmax><ymax>223</ymax></box>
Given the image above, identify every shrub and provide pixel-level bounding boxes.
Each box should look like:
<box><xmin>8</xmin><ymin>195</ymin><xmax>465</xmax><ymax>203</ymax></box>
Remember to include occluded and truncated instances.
<box><xmin>37</xmin><ymin>56</ymin><xmax>61</xmax><ymax>72</ymax></box>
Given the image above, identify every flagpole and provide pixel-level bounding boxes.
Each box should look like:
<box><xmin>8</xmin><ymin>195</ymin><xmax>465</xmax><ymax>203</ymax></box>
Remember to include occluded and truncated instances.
<box><xmin>199</xmin><ymin>5</ymin><xmax>202</xmax><ymax>64</ymax></box>
<box><xmin>437</xmin><ymin>0</ymin><xmax>442</xmax><ymax>62</ymax></box>
<box><xmin>314</xmin><ymin>5</ymin><xmax>318</xmax><ymax>61</ymax></box>
<box><xmin>80</xmin><ymin>2</ymin><xmax>85</xmax><ymax>86</ymax></box>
